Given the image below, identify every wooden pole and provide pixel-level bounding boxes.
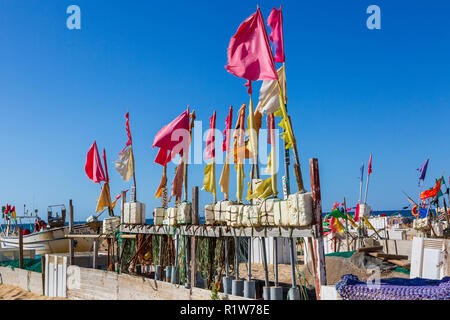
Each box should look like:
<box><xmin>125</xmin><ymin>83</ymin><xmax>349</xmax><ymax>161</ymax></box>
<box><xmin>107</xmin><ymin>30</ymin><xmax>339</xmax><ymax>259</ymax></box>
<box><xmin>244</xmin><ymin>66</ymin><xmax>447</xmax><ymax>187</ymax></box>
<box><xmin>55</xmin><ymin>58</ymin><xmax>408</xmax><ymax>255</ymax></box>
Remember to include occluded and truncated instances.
<box><xmin>69</xmin><ymin>199</ymin><xmax>74</xmax><ymax>265</ymax></box>
<box><xmin>364</xmin><ymin>174</ymin><xmax>371</xmax><ymax>205</ymax></box>
<box><xmin>309</xmin><ymin>158</ymin><xmax>327</xmax><ymax>300</ymax></box>
<box><xmin>18</xmin><ymin>227</ymin><xmax>23</xmax><ymax>269</ymax></box>
<box><xmin>344</xmin><ymin>197</ymin><xmax>349</xmax><ymax>251</ymax></box>
<box><xmin>190</xmin><ymin>186</ymin><xmax>199</xmax><ymax>288</ymax></box>
<box><xmin>41</xmin><ymin>255</ymin><xmax>45</xmax><ymax>295</ymax></box>
<box><xmin>288</xmin><ymin>116</ymin><xmax>305</xmax><ymax>193</ymax></box>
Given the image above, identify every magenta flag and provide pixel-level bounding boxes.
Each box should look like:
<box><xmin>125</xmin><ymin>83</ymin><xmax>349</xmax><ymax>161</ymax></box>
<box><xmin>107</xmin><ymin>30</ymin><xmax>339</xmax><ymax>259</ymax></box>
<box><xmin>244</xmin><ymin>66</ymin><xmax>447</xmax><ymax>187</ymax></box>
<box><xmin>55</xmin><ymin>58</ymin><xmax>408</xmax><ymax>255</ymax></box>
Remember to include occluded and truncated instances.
<box><xmin>267</xmin><ymin>6</ymin><xmax>285</xmax><ymax>63</ymax></box>
<box><xmin>354</xmin><ymin>202</ymin><xmax>360</xmax><ymax>222</ymax></box>
<box><xmin>222</xmin><ymin>106</ymin><xmax>233</xmax><ymax>152</ymax></box>
<box><xmin>85</xmin><ymin>141</ymin><xmax>107</xmax><ymax>183</ymax></box>
<box><xmin>152</xmin><ymin>108</ymin><xmax>190</xmax><ymax>153</ymax></box>
<box><xmin>204</xmin><ymin>111</ymin><xmax>217</xmax><ymax>159</ymax></box>
<box><xmin>225</xmin><ymin>8</ymin><xmax>278</xmax><ymax>81</ymax></box>
<box><xmin>368</xmin><ymin>154</ymin><xmax>373</xmax><ymax>175</ymax></box>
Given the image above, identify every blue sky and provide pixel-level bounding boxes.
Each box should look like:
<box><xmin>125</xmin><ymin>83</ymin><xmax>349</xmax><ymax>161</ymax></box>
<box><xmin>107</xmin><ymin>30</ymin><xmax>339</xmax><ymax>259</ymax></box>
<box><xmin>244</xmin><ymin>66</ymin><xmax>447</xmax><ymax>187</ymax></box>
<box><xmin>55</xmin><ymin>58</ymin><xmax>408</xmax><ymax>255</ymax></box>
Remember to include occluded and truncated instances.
<box><xmin>0</xmin><ymin>1</ymin><xmax>449</xmax><ymax>221</ymax></box>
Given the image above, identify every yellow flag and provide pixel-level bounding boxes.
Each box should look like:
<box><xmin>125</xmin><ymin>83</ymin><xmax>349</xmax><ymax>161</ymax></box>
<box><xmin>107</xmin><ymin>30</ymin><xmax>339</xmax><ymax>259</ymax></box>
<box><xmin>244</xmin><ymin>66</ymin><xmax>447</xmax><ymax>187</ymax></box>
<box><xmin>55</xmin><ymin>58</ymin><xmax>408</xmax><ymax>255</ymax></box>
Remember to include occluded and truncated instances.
<box><xmin>155</xmin><ymin>165</ymin><xmax>167</xmax><ymax>199</ymax></box>
<box><xmin>334</xmin><ymin>218</ymin><xmax>345</xmax><ymax>233</ymax></box>
<box><xmin>236</xmin><ymin>164</ymin><xmax>245</xmax><ymax>203</ymax></box>
<box><xmin>247</xmin><ymin>177</ymin><xmax>274</xmax><ymax>200</ymax></box>
<box><xmin>274</xmin><ymin>90</ymin><xmax>294</xmax><ymax>150</ymax></box>
<box><xmin>202</xmin><ymin>161</ymin><xmax>216</xmax><ymax>201</ymax></box>
<box><xmin>96</xmin><ymin>182</ymin><xmax>112</xmax><ymax>213</ymax></box>
<box><xmin>346</xmin><ymin>213</ymin><xmax>358</xmax><ymax>228</ymax></box>
<box><xmin>219</xmin><ymin>156</ymin><xmax>230</xmax><ymax>198</ymax></box>
<box><xmin>362</xmin><ymin>216</ymin><xmax>376</xmax><ymax>231</ymax></box>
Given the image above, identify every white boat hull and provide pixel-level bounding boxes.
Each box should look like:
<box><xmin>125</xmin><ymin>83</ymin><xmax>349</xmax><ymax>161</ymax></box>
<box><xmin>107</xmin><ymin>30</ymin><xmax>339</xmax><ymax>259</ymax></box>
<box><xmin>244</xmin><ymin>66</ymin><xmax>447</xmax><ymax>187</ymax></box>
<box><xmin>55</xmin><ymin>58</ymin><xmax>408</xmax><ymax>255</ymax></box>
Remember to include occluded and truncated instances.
<box><xmin>0</xmin><ymin>226</ymin><xmax>94</xmax><ymax>256</ymax></box>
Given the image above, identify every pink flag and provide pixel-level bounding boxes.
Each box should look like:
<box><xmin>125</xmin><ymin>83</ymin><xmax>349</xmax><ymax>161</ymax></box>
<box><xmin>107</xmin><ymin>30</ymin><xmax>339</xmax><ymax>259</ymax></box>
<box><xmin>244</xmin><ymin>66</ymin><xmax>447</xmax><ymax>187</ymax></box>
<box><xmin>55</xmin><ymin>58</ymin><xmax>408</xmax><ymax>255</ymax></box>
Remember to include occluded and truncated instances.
<box><xmin>267</xmin><ymin>6</ymin><xmax>285</xmax><ymax>63</ymax></box>
<box><xmin>368</xmin><ymin>154</ymin><xmax>373</xmax><ymax>176</ymax></box>
<box><xmin>222</xmin><ymin>106</ymin><xmax>233</xmax><ymax>152</ymax></box>
<box><xmin>205</xmin><ymin>111</ymin><xmax>216</xmax><ymax>159</ymax></box>
<box><xmin>225</xmin><ymin>8</ymin><xmax>278</xmax><ymax>81</ymax></box>
<box><xmin>354</xmin><ymin>202</ymin><xmax>360</xmax><ymax>222</ymax></box>
<box><xmin>152</xmin><ymin>108</ymin><xmax>190</xmax><ymax>153</ymax></box>
<box><xmin>85</xmin><ymin>141</ymin><xmax>107</xmax><ymax>183</ymax></box>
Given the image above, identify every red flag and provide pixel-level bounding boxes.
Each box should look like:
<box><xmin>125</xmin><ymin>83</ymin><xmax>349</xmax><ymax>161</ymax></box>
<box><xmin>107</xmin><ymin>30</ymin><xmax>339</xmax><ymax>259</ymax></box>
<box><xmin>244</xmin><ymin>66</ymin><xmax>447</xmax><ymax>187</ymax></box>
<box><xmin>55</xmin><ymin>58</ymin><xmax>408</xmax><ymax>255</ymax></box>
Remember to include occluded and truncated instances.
<box><xmin>267</xmin><ymin>6</ymin><xmax>285</xmax><ymax>63</ymax></box>
<box><xmin>222</xmin><ymin>106</ymin><xmax>233</xmax><ymax>152</ymax></box>
<box><xmin>120</xmin><ymin>112</ymin><xmax>133</xmax><ymax>154</ymax></box>
<box><xmin>205</xmin><ymin>111</ymin><xmax>217</xmax><ymax>159</ymax></box>
<box><xmin>154</xmin><ymin>148</ymin><xmax>173</xmax><ymax>166</ymax></box>
<box><xmin>85</xmin><ymin>141</ymin><xmax>107</xmax><ymax>183</ymax></box>
<box><xmin>368</xmin><ymin>154</ymin><xmax>373</xmax><ymax>175</ymax></box>
<box><xmin>420</xmin><ymin>178</ymin><xmax>442</xmax><ymax>200</ymax></box>
<box><xmin>225</xmin><ymin>8</ymin><xmax>278</xmax><ymax>81</ymax></box>
<box><xmin>102</xmin><ymin>148</ymin><xmax>109</xmax><ymax>183</ymax></box>
<box><xmin>152</xmin><ymin>109</ymin><xmax>190</xmax><ymax>154</ymax></box>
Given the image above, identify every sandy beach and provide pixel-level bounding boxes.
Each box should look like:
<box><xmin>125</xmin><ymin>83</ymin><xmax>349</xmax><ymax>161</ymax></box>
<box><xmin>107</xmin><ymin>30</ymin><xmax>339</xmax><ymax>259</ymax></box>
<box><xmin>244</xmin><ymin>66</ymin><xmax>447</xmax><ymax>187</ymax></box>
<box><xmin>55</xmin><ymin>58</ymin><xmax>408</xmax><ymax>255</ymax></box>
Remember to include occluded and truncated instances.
<box><xmin>0</xmin><ymin>284</ymin><xmax>65</xmax><ymax>300</ymax></box>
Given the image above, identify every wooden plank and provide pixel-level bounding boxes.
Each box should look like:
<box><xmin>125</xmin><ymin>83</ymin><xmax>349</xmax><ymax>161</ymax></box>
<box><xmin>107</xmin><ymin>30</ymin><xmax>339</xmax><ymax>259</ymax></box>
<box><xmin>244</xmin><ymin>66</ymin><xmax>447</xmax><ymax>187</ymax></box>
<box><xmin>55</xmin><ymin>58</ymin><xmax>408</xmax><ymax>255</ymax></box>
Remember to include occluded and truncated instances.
<box><xmin>388</xmin><ymin>259</ymin><xmax>410</xmax><ymax>268</ymax></box>
<box><xmin>368</xmin><ymin>252</ymin><xmax>409</xmax><ymax>260</ymax></box>
<box><xmin>120</xmin><ymin>224</ymin><xmax>314</xmax><ymax>238</ymax></box>
<box><xmin>357</xmin><ymin>246</ymin><xmax>383</xmax><ymax>253</ymax></box>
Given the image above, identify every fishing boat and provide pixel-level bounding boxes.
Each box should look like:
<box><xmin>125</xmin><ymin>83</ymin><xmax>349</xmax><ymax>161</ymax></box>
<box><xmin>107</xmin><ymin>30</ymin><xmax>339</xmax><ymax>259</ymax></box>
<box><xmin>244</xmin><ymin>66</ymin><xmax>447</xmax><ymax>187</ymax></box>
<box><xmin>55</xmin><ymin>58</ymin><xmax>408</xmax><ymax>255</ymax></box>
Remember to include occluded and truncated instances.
<box><xmin>0</xmin><ymin>204</ymin><xmax>96</xmax><ymax>255</ymax></box>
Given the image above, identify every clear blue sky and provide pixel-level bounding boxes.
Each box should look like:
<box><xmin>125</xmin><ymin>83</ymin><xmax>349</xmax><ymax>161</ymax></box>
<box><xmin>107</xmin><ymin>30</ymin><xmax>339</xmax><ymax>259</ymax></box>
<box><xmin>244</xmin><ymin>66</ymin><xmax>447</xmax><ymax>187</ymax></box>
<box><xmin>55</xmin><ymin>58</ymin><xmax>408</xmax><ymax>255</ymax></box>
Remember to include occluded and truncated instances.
<box><xmin>0</xmin><ymin>1</ymin><xmax>449</xmax><ymax>221</ymax></box>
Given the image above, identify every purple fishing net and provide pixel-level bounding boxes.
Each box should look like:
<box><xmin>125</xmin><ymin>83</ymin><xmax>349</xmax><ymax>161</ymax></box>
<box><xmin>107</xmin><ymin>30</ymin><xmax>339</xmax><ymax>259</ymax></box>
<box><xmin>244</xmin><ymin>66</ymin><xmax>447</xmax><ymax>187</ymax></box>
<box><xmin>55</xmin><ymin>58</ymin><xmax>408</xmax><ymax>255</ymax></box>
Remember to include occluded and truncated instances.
<box><xmin>336</xmin><ymin>274</ymin><xmax>450</xmax><ymax>300</ymax></box>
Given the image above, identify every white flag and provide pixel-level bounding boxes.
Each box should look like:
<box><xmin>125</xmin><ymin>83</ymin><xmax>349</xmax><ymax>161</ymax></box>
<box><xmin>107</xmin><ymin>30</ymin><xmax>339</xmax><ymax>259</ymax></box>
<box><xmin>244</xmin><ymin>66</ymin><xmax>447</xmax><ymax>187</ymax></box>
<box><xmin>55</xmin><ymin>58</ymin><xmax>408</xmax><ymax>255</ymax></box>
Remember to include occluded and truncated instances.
<box><xmin>114</xmin><ymin>146</ymin><xmax>134</xmax><ymax>182</ymax></box>
<box><xmin>256</xmin><ymin>65</ymin><xmax>286</xmax><ymax>114</ymax></box>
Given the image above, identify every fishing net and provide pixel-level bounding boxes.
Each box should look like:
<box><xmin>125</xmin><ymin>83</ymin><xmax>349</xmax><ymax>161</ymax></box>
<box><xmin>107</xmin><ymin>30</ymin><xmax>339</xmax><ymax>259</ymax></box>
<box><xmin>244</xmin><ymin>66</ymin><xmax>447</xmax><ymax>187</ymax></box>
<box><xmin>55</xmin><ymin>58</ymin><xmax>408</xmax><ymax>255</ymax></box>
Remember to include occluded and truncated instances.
<box><xmin>0</xmin><ymin>258</ymin><xmax>42</xmax><ymax>273</ymax></box>
<box><xmin>195</xmin><ymin>237</ymin><xmax>237</xmax><ymax>290</ymax></box>
<box><xmin>336</xmin><ymin>274</ymin><xmax>450</xmax><ymax>300</ymax></box>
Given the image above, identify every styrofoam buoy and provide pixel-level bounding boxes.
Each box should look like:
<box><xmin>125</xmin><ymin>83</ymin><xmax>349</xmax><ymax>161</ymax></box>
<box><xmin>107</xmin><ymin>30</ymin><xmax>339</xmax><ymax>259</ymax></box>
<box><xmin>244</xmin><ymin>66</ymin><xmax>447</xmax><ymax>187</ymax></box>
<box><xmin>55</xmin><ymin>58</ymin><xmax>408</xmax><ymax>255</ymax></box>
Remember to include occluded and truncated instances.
<box><xmin>244</xmin><ymin>280</ymin><xmax>256</xmax><ymax>299</ymax></box>
<box><xmin>222</xmin><ymin>276</ymin><xmax>234</xmax><ymax>294</ymax></box>
<box><xmin>263</xmin><ymin>286</ymin><xmax>271</xmax><ymax>300</ymax></box>
<box><xmin>232</xmin><ymin>279</ymin><xmax>244</xmax><ymax>297</ymax></box>
<box><xmin>155</xmin><ymin>265</ymin><xmax>161</xmax><ymax>280</ymax></box>
<box><xmin>171</xmin><ymin>266</ymin><xmax>179</xmax><ymax>284</ymax></box>
<box><xmin>270</xmin><ymin>286</ymin><xmax>283</xmax><ymax>300</ymax></box>
<box><xmin>288</xmin><ymin>287</ymin><xmax>300</xmax><ymax>300</ymax></box>
<box><xmin>165</xmin><ymin>266</ymin><xmax>173</xmax><ymax>282</ymax></box>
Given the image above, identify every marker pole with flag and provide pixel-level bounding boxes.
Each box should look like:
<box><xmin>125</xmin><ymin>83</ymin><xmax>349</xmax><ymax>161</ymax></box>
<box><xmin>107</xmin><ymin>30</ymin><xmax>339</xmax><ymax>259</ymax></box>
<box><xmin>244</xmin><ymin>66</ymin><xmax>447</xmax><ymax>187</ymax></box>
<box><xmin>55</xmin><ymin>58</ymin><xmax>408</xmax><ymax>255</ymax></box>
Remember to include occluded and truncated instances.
<box><xmin>102</xmin><ymin>148</ymin><xmax>114</xmax><ymax>216</ymax></box>
<box><xmin>364</xmin><ymin>154</ymin><xmax>373</xmax><ymax>204</ymax></box>
<box><xmin>225</xmin><ymin>6</ymin><xmax>278</xmax><ymax>201</ymax></box>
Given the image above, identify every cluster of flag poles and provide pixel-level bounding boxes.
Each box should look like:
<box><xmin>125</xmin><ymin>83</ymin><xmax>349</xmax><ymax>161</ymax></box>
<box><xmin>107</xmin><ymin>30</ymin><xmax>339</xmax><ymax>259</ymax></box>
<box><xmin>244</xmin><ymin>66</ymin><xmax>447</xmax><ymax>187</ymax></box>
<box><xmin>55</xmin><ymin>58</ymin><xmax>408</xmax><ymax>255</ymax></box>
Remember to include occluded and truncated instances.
<box><xmin>324</xmin><ymin>155</ymin><xmax>450</xmax><ymax>242</ymax></box>
<box><xmin>1</xmin><ymin>204</ymin><xmax>17</xmax><ymax>221</ymax></box>
<box><xmin>84</xmin><ymin>112</ymin><xmax>135</xmax><ymax>217</ymax></box>
<box><xmin>146</xmin><ymin>6</ymin><xmax>304</xmax><ymax>209</ymax></box>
